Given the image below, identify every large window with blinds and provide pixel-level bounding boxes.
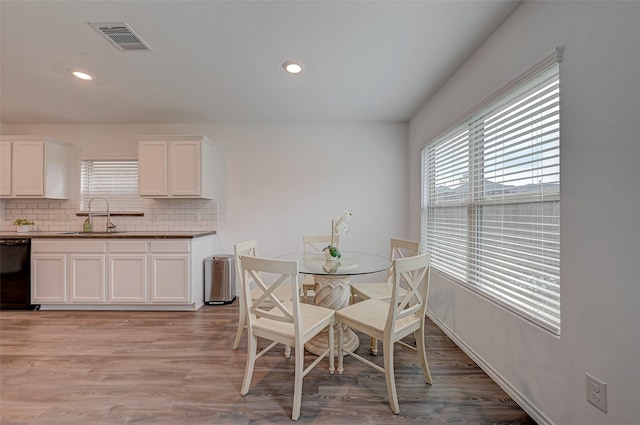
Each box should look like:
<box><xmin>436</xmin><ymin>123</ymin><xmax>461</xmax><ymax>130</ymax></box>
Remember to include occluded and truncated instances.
<box><xmin>421</xmin><ymin>57</ymin><xmax>560</xmax><ymax>333</ymax></box>
<box><xmin>80</xmin><ymin>159</ymin><xmax>143</xmax><ymax>213</ymax></box>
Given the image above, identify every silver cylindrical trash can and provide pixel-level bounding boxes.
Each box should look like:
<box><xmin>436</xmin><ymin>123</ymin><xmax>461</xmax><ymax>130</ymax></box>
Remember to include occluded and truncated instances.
<box><xmin>204</xmin><ymin>255</ymin><xmax>236</xmax><ymax>305</ymax></box>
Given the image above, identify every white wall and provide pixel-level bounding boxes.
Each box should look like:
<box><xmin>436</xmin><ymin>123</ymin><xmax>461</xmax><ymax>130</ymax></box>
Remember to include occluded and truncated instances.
<box><xmin>2</xmin><ymin>122</ymin><xmax>408</xmax><ymax>283</ymax></box>
<box><xmin>409</xmin><ymin>2</ymin><xmax>640</xmax><ymax>424</ymax></box>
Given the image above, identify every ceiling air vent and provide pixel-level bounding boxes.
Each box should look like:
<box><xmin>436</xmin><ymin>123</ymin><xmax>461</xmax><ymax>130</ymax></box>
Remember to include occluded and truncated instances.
<box><xmin>89</xmin><ymin>22</ymin><xmax>152</xmax><ymax>52</ymax></box>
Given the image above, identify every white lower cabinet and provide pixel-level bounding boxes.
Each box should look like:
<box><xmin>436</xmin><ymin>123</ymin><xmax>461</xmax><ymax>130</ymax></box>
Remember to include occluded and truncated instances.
<box><xmin>69</xmin><ymin>254</ymin><xmax>106</xmax><ymax>303</ymax></box>
<box><xmin>31</xmin><ymin>236</ymin><xmax>212</xmax><ymax>310</ymax></box>
<box><xmin>32</xmin><ymin>254</ymin><xmax>67</xmax><ymax>303</ymax></box>
<box><xmin>32</xmin><ymin>240</ymin><xmax>106</xmax><ymax>304</ymax></box>
<box><xmin>108</xmin><ymin>254</ymin><xmax>148</xmax><ymax>303</ymax></box>
<box><xmin>150</xmin><ymin>240</ymin><xmax>190</xmax><ymax>303</ymax></box>
<box><xmin>150</xmin><ymin>255</ymin><xmax>189</xmax><ymax>302</ymax></box>
<box><xmin>108</xmin><ymin>240</ymin><xmax>148</xmax><ymax>303</ymax></box>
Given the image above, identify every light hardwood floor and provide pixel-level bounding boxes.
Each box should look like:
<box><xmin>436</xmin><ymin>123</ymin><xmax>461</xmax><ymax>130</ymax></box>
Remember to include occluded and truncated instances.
<box><xmin>1</xmin><ymin>303</ymin><xmax>535</xmax><ymax>424</ymax></box>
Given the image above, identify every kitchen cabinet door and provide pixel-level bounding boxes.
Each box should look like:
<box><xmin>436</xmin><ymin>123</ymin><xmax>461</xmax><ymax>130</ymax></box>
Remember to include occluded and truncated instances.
<box><xmin>138</xmin><ymin>137</ymin><xmax>216</xmax><ymax>199</ymax></box>
<box><xmin>108</xmin><ymin>254</ymin><xmax>148</xmax><ymax>303</ymax></box>
<box><xmin>0</xmin><ymin>138</ymin><xmax>71</xmax><ymax>199</ymax></box>
<box><xmin>169</xmin><ymin>141</ymin><xmax>201</xmax><ymax>196</ymax></box>
<box><xmin>69</xmin><ymin>254</ymin><xmax>106</xmax><ymax>303</ymax></box>
<box><xmin>138</xmin><ymin>141</ymin><xmax>168</xmax><ymax>196</ymax></box>
<box><xmin>31</xmin><ymin>254</ymin><xmax>67</xmax><ymax>303</ymax></box>
<box><xmin>0</xmin><ymin>142</ymin><xmax>11</xmax><ymax>196</ymax></box>
<box><xmin>12</xmin><ymin>141</ymin><xmax>45</xmax><ymax>196</ymax></box>
<box><xmin>150</xmin><ymin>254</ymin><xmax>190</xmax><ymax>303</ymax></box>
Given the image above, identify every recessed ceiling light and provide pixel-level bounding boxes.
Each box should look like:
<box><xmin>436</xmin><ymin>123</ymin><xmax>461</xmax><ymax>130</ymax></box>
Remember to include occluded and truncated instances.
<box><xmin>283</xmin><ymin>61</ymin><xmax>303</xmax><ymax>74</ymax></box>
<box><xmin>72</xmin><ymin>71</ymin><xmax>93</xmax><ymax>80</ymax></box>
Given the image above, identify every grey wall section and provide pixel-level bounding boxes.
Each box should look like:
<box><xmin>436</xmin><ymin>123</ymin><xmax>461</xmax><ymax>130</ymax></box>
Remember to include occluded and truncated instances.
<box><xmin>409</xmin><ymin>2</ymin><xmax>640</xmax><ymax>424</ymax></box>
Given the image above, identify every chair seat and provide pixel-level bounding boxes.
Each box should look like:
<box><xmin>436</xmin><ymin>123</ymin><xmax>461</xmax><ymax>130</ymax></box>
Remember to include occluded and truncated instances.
<box><xmin>350</xmin><ymin>282</ymin><xmax>407</xmax><ymax>301</ymax></box>
<box><xmin>337</xmin><ymin>299</ymin><xmax>420</xmax><ymax>338</ymax></box>
<box><xmin>254</xmin><ymin>301</ymin><xmax>335</xmax><ymax>344</ymax></box>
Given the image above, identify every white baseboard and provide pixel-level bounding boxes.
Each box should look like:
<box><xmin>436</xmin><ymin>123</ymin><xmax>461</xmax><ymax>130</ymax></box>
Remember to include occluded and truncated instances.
<box><xmin>39</xmin><ymin>303</ymin><xmax>200</xmax><ymax>311</ymax></box>
<box><xmin>426</xmin><ymin>310</ymin><xmax>554</xmax><ymax>425</ymax></box>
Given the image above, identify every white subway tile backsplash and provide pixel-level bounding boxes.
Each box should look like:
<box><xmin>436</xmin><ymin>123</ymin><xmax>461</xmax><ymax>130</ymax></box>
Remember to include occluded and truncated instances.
<box><xmin>1</xmin><ymin>199</ymin><xmax>218</xmax><ymax>233</ymax></box>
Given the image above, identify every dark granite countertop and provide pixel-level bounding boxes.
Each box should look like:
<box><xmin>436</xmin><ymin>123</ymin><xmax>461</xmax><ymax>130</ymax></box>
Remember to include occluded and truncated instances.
<box><xmin>0</xmin><ymin>231</ymin><xmax>216</xmax><ymax>239</ymax></box>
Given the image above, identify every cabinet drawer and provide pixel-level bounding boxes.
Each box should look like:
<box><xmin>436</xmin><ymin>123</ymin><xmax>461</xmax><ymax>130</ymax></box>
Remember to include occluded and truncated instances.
<box><xmin>150</xmin><ymin>240</ymin><xmax>190</xmax><ymax>253</ymax></box>
<box><xmin>109</xmin><ymin>240</ymin><xmax>148</xmax><ymax>253</ymax></box>
<box><xmin>32</xmin><ymin>240</ymin><xmax>106</xmax><ymax>253</ymax></box>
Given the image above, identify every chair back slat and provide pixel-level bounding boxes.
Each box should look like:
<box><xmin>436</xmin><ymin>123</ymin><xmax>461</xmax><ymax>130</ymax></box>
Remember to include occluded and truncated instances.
<box><xmin>388</xmin><ymin>253</ymin><xmax>431</xmax><ymax>327</ymax></box>
<box><xmin>234</xmin><ymin>239</ymin><xmax>258</xmax><ymax>287</ymax></box>
<box><xmin>241</xmin><ymin>255</ymin><xmax>300</xmax><ymax>326</ymax></box>
<box><xmin>385</xmin><ymin>239</ymin><xmax>420</xmax><ymax>281</ymax></box>
<box><xmin>249</xmin><ymin>271</ymin><xmax>294</xmax><ymax>323</ymax></box>
<box><xmin>303</xmin><ymin>234</ymin><xmax>339</xmax><ymax>254</ymax></box>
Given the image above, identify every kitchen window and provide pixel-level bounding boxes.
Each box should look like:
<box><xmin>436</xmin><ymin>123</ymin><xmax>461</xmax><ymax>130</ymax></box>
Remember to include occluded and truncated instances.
<box><xmin>421</xmin><ymin>51</ymin><xmax>561</xmax><ymax>333</ymax></box>
<box><xmin>80</xmin><ymin>159</ymin><xmax>143</xmax><ymax>213</ymax></box>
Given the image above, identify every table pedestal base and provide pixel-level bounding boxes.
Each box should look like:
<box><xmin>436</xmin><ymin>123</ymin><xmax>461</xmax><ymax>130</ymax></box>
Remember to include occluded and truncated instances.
<box><xmin>304</xmin><ymin>275</ymin><xmax>359</xmax><ymax>356</ymax></box>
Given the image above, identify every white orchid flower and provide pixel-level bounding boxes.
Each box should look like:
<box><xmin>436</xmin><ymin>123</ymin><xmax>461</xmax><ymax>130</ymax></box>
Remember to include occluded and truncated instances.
<box><xmin>333</xmin><ymin>209</ymin><xmax>352</xmax><ymax>236</ymax></box>
<box><xmin>328</xmin><ymin>209</ymin><xmax>352</xmax><ymax>252</ymax></box>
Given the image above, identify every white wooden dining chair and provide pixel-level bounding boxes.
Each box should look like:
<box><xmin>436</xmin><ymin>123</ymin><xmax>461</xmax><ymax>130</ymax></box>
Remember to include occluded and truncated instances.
<box><xmin>300</xmin><ymin>234</ymin><xmax>339</xmax><ymax>303</ymax></box>
<box><xmin>239</xmin><ymin>255</ymin><xmax>335</xmax><ymax>421</ymax></box>
<box><xmin>350</xmin><ymin>238</ymin><xmax>420</xmax><ymax>354</ymax></box>
<box><xmin>336</xmin><ymin>253</ymin><xmax>432</xmax><ymax>415</ymax></box>
<box><xmin>232</xmin><ymin>240</ymin><xmax>293</xmax><ymax>356</ymax></box>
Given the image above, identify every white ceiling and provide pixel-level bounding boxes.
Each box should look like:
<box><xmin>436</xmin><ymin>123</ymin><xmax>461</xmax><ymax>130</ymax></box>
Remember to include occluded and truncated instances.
<box><xmin>0</xmin><ymin>0</ymin><xmax>519</xmax><ymax>124</ymax></box>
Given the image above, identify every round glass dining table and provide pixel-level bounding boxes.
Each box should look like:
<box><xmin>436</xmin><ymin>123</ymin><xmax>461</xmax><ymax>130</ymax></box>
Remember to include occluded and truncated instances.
<box><xmin>277</xmin><ymin>251</ymin><xmax>391</xmax><ymax>355</ymax></box>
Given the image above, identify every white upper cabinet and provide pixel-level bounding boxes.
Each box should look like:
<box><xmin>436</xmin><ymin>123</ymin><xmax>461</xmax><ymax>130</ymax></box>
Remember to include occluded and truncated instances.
<box><xmin>137</xmin><ymin>141</ymin><xmax>168</xmax><ymax>196</ymax></box>
<box><xmin>170</xmin><ymin>141</ymin><xmax>201</xmax><ymax>196</ymax></box>
<box><xmin>0</xmin><ymin>142</ymin><xmax>11</xmax><ymax>196</ymax></box>
<box><xmin>138</xmin><ymin>136</ymin><xmax>217</xmax><ymax>199</ymax></box>
<box><xmin>0</xmin><ymin>137</ymin><xmax>71</xmax><ymax>199</ymax></box>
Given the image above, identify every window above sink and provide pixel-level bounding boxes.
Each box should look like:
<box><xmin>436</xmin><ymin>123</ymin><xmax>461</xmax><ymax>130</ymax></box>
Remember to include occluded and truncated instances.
<box><xmin>80</xmin><ymin>159</ymin><xmax>142</xmax><ymax>213</ymax></box>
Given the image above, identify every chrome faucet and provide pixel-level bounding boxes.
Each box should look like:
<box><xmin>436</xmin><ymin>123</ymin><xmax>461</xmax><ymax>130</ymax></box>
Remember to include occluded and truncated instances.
<box><xmin>88</xmin><ymin>197</ymin><xmax>116</xmax><ymax>233</ymax></box>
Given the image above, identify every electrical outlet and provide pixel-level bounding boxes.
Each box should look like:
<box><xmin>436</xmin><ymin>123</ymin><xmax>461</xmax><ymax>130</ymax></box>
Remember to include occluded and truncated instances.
<box><xmin>586</xmin><ymin>374</ymin><xmax>607</xmax><ymax>413</ymax></box>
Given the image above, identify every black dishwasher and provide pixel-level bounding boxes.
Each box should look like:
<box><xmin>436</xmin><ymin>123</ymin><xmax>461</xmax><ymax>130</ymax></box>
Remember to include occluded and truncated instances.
<box><xmin>0</xmin><ymin>238</ymin><xmax>37</xmax><ymax>310</ymax></box>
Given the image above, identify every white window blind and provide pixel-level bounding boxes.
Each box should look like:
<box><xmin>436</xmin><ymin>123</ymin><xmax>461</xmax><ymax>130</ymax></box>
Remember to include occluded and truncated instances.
<box><xmin>422</xmin><ymin>55</ymin><xmax>560</xmax><ymax>333</ymax></box>
<box><xmin>80</xmin><ymin>159</ymin><xmax>142</xmax><ymax>212</ymax></box>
